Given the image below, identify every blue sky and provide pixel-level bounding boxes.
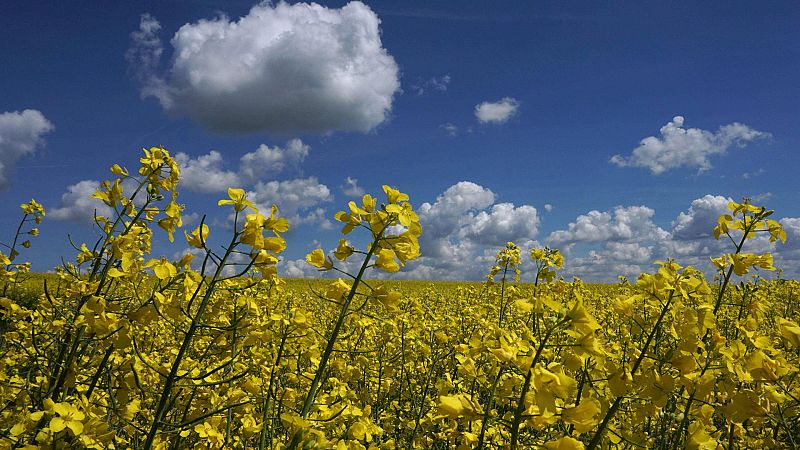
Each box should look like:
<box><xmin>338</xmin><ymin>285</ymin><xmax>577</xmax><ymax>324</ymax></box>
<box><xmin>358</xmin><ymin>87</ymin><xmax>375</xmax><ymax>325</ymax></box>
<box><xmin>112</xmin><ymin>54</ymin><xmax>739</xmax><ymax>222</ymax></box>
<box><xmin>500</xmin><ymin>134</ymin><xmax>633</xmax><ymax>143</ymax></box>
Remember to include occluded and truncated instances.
<box><xmin>2</xmin><ymin>1</ymin><xmax>799</xmax><ymax>281</ymax></box>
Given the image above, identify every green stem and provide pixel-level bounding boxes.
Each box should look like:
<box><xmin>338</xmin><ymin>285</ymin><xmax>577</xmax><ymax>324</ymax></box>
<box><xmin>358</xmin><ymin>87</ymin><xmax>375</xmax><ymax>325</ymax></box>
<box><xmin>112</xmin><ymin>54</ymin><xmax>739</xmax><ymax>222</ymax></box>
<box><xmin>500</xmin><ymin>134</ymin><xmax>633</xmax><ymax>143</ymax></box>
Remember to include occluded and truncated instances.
<box><xmin>476</xmin><ymin>368</ymin><xmax>504</xmax><ymax>450</ymax></box>
<box><xmin>286</xmin><ymin>223</ymin><xmax>388</xmax><ymax>450</ymax></box>
<box><xmin>142</xmin><ymin>224</ymin><xmax>239</xmax><ymax>450</ymax></box>
<box><xmin>587</xmin><ymin>290</ymin><xmax>675</xmax><ymax>450</ymax></box>
<box><xmin>509</xmin><ymin>320</ymin><xmax>560</xmax><ymax>449</ymax></box>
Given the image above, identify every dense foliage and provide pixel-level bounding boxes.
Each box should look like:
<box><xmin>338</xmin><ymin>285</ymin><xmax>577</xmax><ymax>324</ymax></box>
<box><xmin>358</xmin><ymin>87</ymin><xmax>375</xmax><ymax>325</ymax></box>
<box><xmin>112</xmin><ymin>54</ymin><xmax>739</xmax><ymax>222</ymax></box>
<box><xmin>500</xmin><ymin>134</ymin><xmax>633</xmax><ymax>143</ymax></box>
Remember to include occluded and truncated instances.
<box><xmin>1</xmin><ymin>148</ymin><xmax>798</xmax><ymax>449</ymax></box>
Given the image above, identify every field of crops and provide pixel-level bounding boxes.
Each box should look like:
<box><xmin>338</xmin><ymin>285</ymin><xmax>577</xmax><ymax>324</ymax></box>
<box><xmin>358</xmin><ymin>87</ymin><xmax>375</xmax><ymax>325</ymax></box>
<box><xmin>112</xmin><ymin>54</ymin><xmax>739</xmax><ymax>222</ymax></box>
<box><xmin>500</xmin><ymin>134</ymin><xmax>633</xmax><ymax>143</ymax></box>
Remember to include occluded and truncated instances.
<box><xmin>1</xmin><ymin>149</ymin><xmax>799</xmax><ymax>449</ymax></box>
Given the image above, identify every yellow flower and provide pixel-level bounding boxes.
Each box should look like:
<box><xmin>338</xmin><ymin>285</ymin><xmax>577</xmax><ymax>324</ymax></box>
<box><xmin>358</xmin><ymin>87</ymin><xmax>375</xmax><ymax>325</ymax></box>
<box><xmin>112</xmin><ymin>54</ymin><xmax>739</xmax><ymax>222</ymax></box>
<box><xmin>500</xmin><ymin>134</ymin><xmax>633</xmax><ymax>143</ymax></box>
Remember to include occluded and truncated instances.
<box><xmin>110</xmin><ymin>163</ymin><xmax>128</xmax><ymax>176</ymax></box>
<box><xmin>91</xmin><ymin>179</ymin><xmax>124</xmax><ymax>208</ymax></box>
<box><xmin>218</xmin><ymin>187</ymin><xmax>257</xmax><ymax>212</ymax></box>
<box><xmin>185</xmin><ymin>224</ymin><xmax>210</xmax><ymax>248</ymax></box>
<box><xmin>145</xmin><ymin>258</ymin><xmax>177</xmax><ymax>280</ymax></box>
<box><xmin>438</xmin><ymin>394</ymin><xmax>481</xmax><ymax>419</ymax></box>
<box><xmin>544</xmin><ymin>437</ymin><xmax>585</xmax><ymax>450</ymax></box>
<box><xmin>265</xmin><ymin>204</ymin><xmax>289</xmax><ymax>233</ymax></box>
<box><xmin>374</xmin><ymin>248</ymin><xmax>400</xmax><ymax>272</ymax></box>
<box><xmin>49</xmin><ymin>402</ymin><xmax>85</xmax><ymax>436</ymax></box>
<box><xmin>333</xmin><ymin>238</ymin><xmax>354</xmax><ymax>261</ymax></box>
<box><xmin>560</xmin><ymin>398</ymin><xmax>601</xmax><ymax>433</ymax></box>
<box><xmin>383</xmin><ymin>185</ymin><xmax>409</xmax><ymax>204</ymax></box>
<box><xmin>778</xmin><ymin>318</ymin><xmax>800</xmax><ymax>348</ymax></box>
<box><xmin>194</xmin><ymin>418</ymin><xmax>225</xmax><ymax>446</ymax></box>
<box><xmin>306</xmin><ymin>248</ymin><xmax>333</xmax><ymax>270</ymax></box>
<box><xmin>20</xmin><ymin>199</ymin><xmax>46</xmax><ymax>216</ymax></box>
<box><xmin>385</xmin><ymin>202</ymin><xmax>418</xmax><ymax>227</ymax></box>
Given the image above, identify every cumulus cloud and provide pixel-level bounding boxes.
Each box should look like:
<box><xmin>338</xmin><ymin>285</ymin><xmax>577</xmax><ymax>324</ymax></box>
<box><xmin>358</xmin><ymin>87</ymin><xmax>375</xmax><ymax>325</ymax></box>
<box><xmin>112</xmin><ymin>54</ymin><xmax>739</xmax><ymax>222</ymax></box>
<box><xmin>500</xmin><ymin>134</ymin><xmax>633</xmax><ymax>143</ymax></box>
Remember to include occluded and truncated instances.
<box><xmin>249</xmin><ymin>177</ymin><xmax>333</xmax><ymax>227</ymax></box>
<box><xmin>175</xmin><ymin>139</ymin><xmax>310</xmax><ymax>193</ymax></box>
<box><xmin>546</xmin><ymin>207</ymin><xmax>665</xmax><ymax>280</ymax></box>
<box><xmin>341</xmin><ymin>176</ymin><xmax>365</xmax><ymax>198</ymax></box>
<box><xmin>0</xmin><ymin>109</ymin><xmax>54</xmax><ymax>190</ymax></box>
<box><xmin>173</xmin><ymin>140</ymin><xmax>333</xmax><ymax>228</ymax></box>
<box><xmin>275</xmin><ymin>190</ymin><xmax>800</xmax><ymax>282</ymax></box>
<box><xmin>239</xmin><ymin>139</ymin><xmax>308</xmax><ymax>183</ymax></box>
<box><xmin>282</xmin><ymin>258</ymin><xmax>319</xmax><ymax>278</ymax></box>
<box><xmin>671</xmin><ymin>194</ymin><xmax>731</xmax><ymax>240</ymax></box>
<box><xmin>541</xmin><ymin>193</ymin><xmax>800</xmax><ymax>281</ymax></box>
<box><xmin>49</xmin><ymin>180</ymin><xmax>113</xmax><ymax>223</ymax></box>
<box><xmin>396</xmin><ymin>181</ymin><xmax>540</xmax><ymax>280</ymax></box>
<box><xmin>280</xmin><ymin>181</ymin><xmax>540</xmax><ymax>281</ymax></box>
<box><xmin>548</xmin><ymin>206</ymin><xmax>669</xmax><ymax>246</ymax></box>
<box><xmin>128</xmin><ymin>2</ymin><xmax>400</xmax><ymax>133</ymax></box>
<box><xmin>474</xmin><ymin>97</ymin><xmax>520</xmax><ymax>124</ymax></box>
<box><xmin>459</xmin><ymin>203</ymin><xmax>539</xmax><ymax>246</ymax></box>
<box><xmin>175</xmin><ymin>151</ymin><xmax>241</xmax><ymax>193</ymax></box>
<box><xmin>610</xmin><ymin>116</ymin><xmax>768</xmax><ymax>174</ymax></box>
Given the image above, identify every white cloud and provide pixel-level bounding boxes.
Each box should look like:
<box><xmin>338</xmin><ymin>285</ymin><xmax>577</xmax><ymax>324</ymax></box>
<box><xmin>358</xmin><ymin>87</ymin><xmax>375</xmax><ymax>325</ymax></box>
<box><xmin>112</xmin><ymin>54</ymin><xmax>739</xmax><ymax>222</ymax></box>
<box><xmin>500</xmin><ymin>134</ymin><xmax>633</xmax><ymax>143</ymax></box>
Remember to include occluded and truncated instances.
<box><xmin>671</xmin><ymin>194</ymin><xmax>731</xmax><ymax>240</ymax></box>
<box><xmin>176</xmin><ymin>139</ymin><xmax>310</xmax><ymax>193</ymax></box>
<box><xmin>341</xmin><ymin>176</ymin><xmax>365</xmax><ymax>198</ymax></box>
<box><xmin>239</xmin><ymin>139</ymin><xmax>308</xmax><ymax>183</ymax></box>
<box><xmin>544</xmin><ymin>204</ymin><xmax>553</xmax><ymax>212</ymax></box>
<box><xmin>173</xmin><ymin>140</ymin><xmax>333</xmax><ymax>229</ymax></box>
<box><xmin>175</xmin><ymin>150</ymin><xmax>241</xmax><ymax>193</ymax></box>
<box><xmin>610</xmin><ymin>116</ymin><xmax>768</xmax><ymax>174</ymax></box>
<box><xmin>250</xmin><ymin>177</ymin><xmax>333</xmax><ymax>227</ymax></box>
<box><xmin>0</xmin><ymin>109</ymin><xmax>54</xmax><ymax>190</ymax></box>
<box><xmin>49</xmin><ymin>180</ymin><xmax>113</xmax><ymax>223</ymax></box>
<box><xmin>567</xmin><ymin>242</ymin><xmax>655</xmax><ymax>280</ymax></box>
<box><xmin>474</xmin><ymin>97</ymin><xmax>519</xmax><ymax>124</ymax></box>
<box><xmin>546</xmin><ymin>206</ymin><xmax>666</xmax><ymax>281</ymax></box>
<box><xmin>128</xmin><ymin>2</ymin><xmax>400</xmax><ymax>133</ymax></box>
<box><xmin>418</xmin><ymin>181</ymin><xmax>496</xmax><ymax>239</ymax></box>
<box><xmin>459</xmin><ymin>203</ymin><xmax>539</xmax><ymax>246</ymax></box>
<box><xmin>273</xmin><ymin>191</ymin><xmax>800</xmax><ymax>282</ymax></box>
<box><xmin>548</xmin><ymin>205</ymin><xmax>669</xmax><ymax>246</ymax></box>
<box><xmin>281</xmin><ymin>258</ymin><xmax>319</xmax><ymax>278</ymax></box>
<box><xmin>541</xmin><ymin>194</ymin><xmax>800</xmax><ymax>282</ymax></box>
<box><xmin>395</xmin><ymin>181</ymin><xmax>539</xmax><ymax>280</ymax></box>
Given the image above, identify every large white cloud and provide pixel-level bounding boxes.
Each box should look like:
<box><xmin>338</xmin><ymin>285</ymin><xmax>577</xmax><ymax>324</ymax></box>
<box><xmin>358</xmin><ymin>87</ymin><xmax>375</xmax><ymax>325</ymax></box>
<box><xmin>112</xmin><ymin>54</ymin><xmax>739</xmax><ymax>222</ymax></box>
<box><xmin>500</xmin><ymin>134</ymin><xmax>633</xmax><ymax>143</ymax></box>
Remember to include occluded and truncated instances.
<box><xmin>0</xmin><ymin>109</ymin><xmax>54</xmax><ymax>190</ymax></box>
<box><xmin>474</xmin><ymin>97</ymin><xmax>519</xmax><ymax>124</ymax></box>
<box><xmin>128</xmin><ymin>2</ymin><xmax>400</xmax><ymax>134</ymax></box>
<box><xmin>610</xmin><ymin>116</ymin><xmax>768</xmax><ymax>174</ymax></box>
